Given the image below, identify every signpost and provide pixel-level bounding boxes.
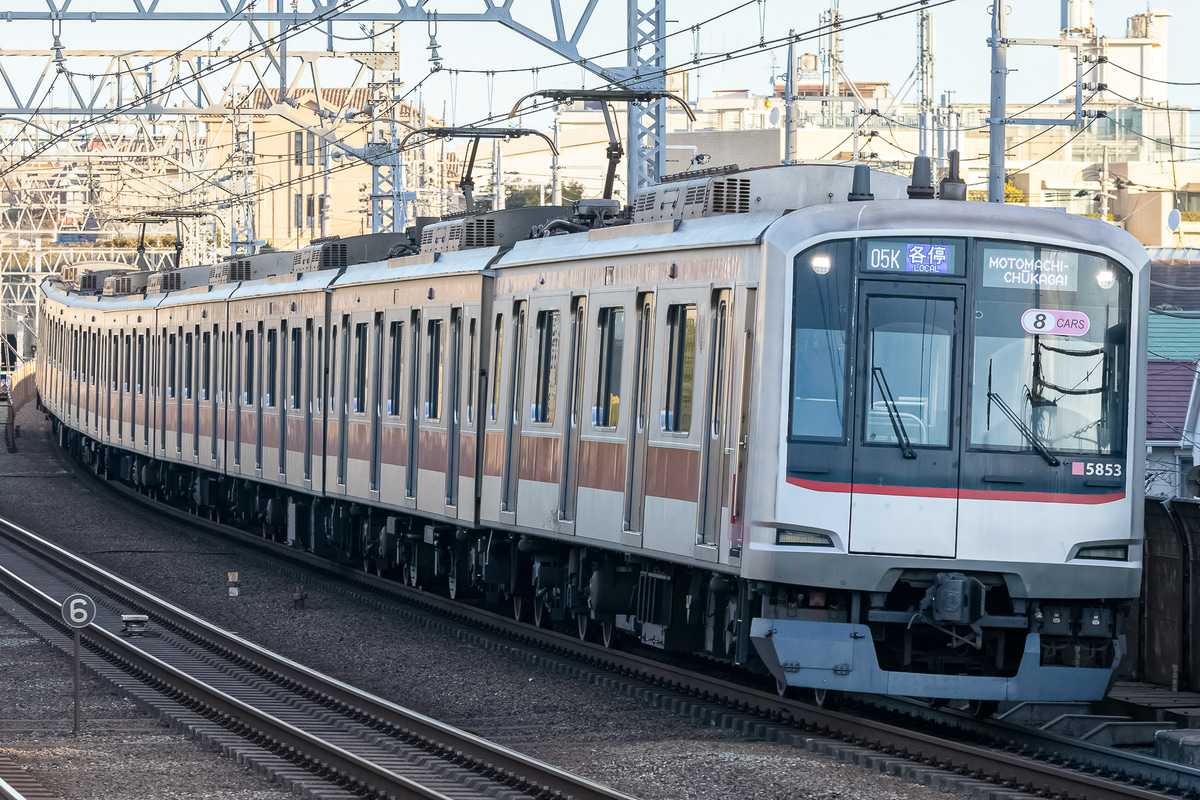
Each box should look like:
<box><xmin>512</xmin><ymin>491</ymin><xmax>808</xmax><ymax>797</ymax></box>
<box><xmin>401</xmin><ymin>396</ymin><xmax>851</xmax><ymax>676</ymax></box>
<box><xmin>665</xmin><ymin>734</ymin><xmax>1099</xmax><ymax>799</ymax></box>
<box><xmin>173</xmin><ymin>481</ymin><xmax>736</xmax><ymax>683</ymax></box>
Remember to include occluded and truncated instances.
<box><xmin>60</xmin><ymin>593</ymin><xmax>96</xmax><ymax>736</ymax></box>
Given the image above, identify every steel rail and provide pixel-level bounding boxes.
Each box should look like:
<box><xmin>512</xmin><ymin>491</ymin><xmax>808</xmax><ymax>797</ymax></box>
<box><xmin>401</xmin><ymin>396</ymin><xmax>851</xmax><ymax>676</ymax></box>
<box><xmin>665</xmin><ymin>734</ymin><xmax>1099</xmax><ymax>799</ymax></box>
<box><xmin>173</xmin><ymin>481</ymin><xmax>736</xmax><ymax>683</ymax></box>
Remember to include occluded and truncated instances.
<box><xmin>74</xmin><ymin>470</ymin><xmax>1186</xmax><ymax>800</ymax></box>
<box><xmin>0</xmin><ymin>515</ymin><xmax>638</xmax><ymax>800</ymax></box>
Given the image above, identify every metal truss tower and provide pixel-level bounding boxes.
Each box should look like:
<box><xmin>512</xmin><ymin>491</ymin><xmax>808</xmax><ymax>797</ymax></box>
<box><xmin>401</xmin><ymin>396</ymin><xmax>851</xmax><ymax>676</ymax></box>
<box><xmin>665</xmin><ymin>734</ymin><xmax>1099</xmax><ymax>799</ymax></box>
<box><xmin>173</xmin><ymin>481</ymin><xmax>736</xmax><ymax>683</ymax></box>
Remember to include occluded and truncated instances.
<box><xmin>3</xmin><ymin>0</ymin><xmax>669</xmax><ymax>363</ymax></box>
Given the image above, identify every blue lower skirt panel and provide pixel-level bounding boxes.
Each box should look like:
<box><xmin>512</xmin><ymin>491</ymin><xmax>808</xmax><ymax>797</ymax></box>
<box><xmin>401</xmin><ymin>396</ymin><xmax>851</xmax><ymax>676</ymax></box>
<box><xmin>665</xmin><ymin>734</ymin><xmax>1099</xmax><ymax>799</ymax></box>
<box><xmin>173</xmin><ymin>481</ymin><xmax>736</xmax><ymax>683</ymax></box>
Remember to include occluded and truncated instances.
<box><xmin>750</xmin><ymin>618</ymin><xmax>1123</xmax><ymax>701</ymax></box>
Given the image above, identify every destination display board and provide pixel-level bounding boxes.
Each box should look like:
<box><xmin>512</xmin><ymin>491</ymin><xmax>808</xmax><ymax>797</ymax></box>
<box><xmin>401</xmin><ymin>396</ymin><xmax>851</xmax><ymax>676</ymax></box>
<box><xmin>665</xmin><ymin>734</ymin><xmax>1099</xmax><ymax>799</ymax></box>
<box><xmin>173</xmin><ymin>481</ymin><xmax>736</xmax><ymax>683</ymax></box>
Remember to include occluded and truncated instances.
<box><xmin>861</xmin><ymin>238</ymin><xmax>964</xmax><ymax>276</ymax></box>
<box><xmin>981</xmin><ymin>244</ymin><xmax>1079</xmax><ymax>292</ymax></box>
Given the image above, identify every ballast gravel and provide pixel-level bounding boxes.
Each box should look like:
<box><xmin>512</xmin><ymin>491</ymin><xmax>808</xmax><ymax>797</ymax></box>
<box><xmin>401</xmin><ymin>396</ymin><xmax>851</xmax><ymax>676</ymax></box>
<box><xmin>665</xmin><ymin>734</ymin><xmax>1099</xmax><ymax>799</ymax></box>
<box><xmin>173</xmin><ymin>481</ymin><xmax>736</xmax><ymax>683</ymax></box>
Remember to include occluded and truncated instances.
<box><xmin>0</xmin><ymin>406</ymin><xmax>957</xmax><ymax>800</ymax></box>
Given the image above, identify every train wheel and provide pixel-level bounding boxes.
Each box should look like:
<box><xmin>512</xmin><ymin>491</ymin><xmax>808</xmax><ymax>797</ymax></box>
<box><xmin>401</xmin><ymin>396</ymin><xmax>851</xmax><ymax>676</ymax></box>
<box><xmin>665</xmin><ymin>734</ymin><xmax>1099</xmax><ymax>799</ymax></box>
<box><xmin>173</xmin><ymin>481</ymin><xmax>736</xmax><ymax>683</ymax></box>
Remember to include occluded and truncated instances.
<box><xmin>576</xmin><ymin>612</ymin><xmax>591</xmax><ymax>642</ymax></box>
<box><xmin>448</xmin><ymin>570</ymin><xmax>460</xmax><ymax>599</ymax></box>
<box><xmin>406</xmin><ymin>559</ymin><xmax>419</xmax><ymax>588</ymax></box>
<box><xmin>600</xmin><ymin>619</ymin><xmax>615</xmax><ymax>649</ymax></box>
<box><xmin>532</xmin><ymin>598</ymin><xmax>547</xmax><ymax>629</ymax></box>
<box><xmin>512</xmin><ymin>594</ymin><xmax>526</xmax><ymax>622</ymax></box>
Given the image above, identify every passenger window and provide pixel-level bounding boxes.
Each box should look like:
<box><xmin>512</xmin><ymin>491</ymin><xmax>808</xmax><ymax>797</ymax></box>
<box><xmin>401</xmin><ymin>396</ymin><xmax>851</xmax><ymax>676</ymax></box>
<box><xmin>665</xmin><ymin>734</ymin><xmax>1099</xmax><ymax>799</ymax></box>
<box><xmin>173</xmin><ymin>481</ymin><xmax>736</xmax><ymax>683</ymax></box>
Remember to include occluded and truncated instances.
<box><xmin>266</xmin><ymin>328</ymin><xmax>278</xmax><ymax>407</ymax></box>
<box><xmin>532</xmin><ymin>310</ymin><xmax>559</xmax><ymax>424</ymax></box>
<box><xmin>663</xmin><ymin>304</ymin><xmax>697</xmax><ymax>432</ymax></box>
<box><xmin>354</xmin><ymin>322</ymin><xmax>368</xmax><ymax>413</ymax></box>
<box><xmin>594</xmin><ymin>307</ymin><xmax>625</xmax><ymax>428</ymax></box>
<box><xmin>388</xmin><ymin>321</ymin><xmax>403</xmax><ymax>416</ymax></box>
<box><xmin>291</xmin><ymin>328</ymin><xmax>302</xmax><ymax>409</ymax></box>
<box><xmin>426</xmin><ymin>319</ymin><xmax>443</xmax><ymax>420</ymax></box>
<box><xmin>490</xmin><ymin>314</ymin><xmax>504</xmax><ymax>421</ymax></box>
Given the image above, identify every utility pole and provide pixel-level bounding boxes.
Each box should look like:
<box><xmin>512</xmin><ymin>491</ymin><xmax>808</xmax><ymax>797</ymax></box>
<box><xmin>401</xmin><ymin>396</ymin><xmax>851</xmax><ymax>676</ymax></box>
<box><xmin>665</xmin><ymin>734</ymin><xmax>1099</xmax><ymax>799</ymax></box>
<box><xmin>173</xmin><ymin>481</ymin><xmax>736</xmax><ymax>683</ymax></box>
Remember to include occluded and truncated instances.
<box><xmin>1099</xmin><ymin>145</ymin><xmax>1109</xmax><ymax>222</ymax></box>
<box><xmin>551</xmin><ymin>107</ymin><xmax>561</xmax><ymax>205</ymax></box>
<box><xmin>917</xmin><ymin>9</ymin><xmax>935</xmax><ymax>158</ymax></box>
<box><xmin>987</xmin><ymin>1</ymin><xmax>1008</xmax><ymax>203</ymax></box>
<box><xmin>784</xmin><ymin>31</ymin><xmax>797</xmax><ymax>164</ymax></box>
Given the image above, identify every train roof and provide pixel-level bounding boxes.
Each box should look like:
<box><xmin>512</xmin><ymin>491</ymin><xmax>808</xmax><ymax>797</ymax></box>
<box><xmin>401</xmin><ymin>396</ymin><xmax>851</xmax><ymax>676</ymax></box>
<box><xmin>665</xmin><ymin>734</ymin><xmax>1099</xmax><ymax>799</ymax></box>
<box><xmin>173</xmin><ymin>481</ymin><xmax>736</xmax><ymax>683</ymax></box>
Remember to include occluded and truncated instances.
<box><xmin>762</xmin><ymin>199</ymin><xmax>1151</xmax><ymax>274</ymax></box>
<box><xmin>496</xmin><ymin>213</ymin><xmax>782</xmax><ymax>270</ymax></box>
<box><xmin>333</xmin><ymin>246</ymin><xmax>503</xmax><ymax>289</ymax></box>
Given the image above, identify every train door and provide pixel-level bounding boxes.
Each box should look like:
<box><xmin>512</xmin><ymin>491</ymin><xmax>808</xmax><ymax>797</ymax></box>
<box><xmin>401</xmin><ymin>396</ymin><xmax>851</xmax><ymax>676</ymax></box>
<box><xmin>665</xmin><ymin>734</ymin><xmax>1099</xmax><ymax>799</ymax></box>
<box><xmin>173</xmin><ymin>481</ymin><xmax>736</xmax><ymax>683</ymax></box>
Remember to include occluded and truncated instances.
<box><xmin>699</xmin><ymin>289</ymin><xmax>732</xmax><ymax>546</ymax></box>
<box><xmin>623</xmin><ymin>293</ymin><xmax>655</xmax><ymax>534</ymax></box>
<box><xmin>501</xmin><ymin>301</ymin><xmax>527</xmax><ymax>515</ymax></box>
<box><xmin>304</xmin><ymin>319</ymin><xmax>314</xmax><ymax>485</ymax></box>
<box><xmin>367</xmin><ymin>311</ymin><xmax>381</xmax><ymax>494</ymax></box>
<box><xmin>445</xmin><ymin>308</ymin><xmax>462</xmax><ymax>507</ymax></box>
<box><xmin>257</xmin><ymin>321</ymin><xmax>266</xmax><ymax>472</ymax></box>
<box><xmin>849</xmin><ymin>281</ymin><xmax>963</xmax><ymax>557</ymax></box>
<box><xmin>559</xmin><ymin>296</ymin><xmax>587</xmax><ymax>522</ymax></box>
<box><xmin>406</xmin><ymin>310</ymin><xmax>421</xmax><ymax>501</ymax></box>
<box><xmin>730</xmin><ymin>289</ymin><xmax>757</xmax><ymax>555</ymax></box>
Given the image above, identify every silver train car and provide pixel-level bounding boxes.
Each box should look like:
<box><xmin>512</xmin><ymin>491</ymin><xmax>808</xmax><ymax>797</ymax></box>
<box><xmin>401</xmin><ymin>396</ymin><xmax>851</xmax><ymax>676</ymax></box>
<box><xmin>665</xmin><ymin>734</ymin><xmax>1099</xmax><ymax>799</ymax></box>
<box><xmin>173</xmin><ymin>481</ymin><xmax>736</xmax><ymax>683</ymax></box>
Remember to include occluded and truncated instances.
<box><xmin>35</xmin><ymin>161</ymin><xmax>1147</xmax><ymax>703</ymax></box>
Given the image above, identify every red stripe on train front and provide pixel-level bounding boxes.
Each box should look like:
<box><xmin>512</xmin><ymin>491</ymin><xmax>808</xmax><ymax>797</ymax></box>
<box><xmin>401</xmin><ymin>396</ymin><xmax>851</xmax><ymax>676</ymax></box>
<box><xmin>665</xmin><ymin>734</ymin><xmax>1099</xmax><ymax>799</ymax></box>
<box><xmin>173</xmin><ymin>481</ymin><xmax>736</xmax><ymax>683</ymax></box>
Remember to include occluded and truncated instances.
<box><xmin>785</xmin><ymin>476</ymin><xmax>1124</xmax><ymax>504</ymax></box>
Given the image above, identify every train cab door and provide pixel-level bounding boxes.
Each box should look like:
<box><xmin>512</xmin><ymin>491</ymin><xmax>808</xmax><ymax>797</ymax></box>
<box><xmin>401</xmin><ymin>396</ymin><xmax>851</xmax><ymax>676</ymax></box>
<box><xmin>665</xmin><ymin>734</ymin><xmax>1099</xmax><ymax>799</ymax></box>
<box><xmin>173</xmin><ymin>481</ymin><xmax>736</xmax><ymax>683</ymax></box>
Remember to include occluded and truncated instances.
<box><xmin>849</xmin><ymin>281</ymin><xmax>964</xmax><ymax>557</ymax></box>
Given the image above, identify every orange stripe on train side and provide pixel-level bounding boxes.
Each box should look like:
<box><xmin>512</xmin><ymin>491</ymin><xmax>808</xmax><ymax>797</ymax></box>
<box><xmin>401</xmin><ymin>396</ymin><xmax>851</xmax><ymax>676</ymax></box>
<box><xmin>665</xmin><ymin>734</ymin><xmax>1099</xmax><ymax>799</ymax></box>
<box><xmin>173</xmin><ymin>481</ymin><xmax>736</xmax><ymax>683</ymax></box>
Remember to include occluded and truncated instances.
<box><xmin>784</xmin><ymin>476</ymin><xmax>1124</xmax><ymax>504</ymax></box>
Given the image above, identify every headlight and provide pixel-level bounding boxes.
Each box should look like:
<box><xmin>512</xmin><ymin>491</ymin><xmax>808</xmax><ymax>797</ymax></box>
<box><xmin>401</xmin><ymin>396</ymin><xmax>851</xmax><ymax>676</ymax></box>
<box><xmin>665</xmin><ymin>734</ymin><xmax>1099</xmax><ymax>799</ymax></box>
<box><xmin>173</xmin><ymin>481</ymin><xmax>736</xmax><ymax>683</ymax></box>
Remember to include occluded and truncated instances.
<box><xmin>776</xmin><ymin>528</ymin><xmax>835</xmax><ymax>547</ymax></box>
<box><xmin>1075</xmin><ymin>544</ymin><xmax>1128</xmax><ymax>561</ymax></box>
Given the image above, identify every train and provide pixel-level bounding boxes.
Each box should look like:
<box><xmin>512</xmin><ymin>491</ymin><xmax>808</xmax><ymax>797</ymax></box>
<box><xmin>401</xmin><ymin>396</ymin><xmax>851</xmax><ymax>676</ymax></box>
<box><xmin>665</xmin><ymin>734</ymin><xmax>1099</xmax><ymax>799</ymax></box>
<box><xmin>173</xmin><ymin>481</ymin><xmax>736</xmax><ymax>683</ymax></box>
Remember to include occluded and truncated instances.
<box><xmin>35</xmin><ymin>156</ymin><xmax>1148</xmax><ymax>706</ymax></box>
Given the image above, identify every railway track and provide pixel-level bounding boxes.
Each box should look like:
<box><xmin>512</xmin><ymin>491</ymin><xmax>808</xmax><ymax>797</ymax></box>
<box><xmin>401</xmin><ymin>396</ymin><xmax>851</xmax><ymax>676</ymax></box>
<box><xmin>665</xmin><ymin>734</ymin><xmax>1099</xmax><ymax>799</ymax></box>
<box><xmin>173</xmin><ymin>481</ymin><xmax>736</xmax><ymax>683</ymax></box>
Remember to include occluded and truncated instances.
<box><xmin>0</xmin><ymin>515</ymin><xmax>640</xmax><ymax>800</ymax></box>
<box><xmin>54</xmin><ymin>465</ymin><xmax>1192</xmax><ymax>800</ymax></box>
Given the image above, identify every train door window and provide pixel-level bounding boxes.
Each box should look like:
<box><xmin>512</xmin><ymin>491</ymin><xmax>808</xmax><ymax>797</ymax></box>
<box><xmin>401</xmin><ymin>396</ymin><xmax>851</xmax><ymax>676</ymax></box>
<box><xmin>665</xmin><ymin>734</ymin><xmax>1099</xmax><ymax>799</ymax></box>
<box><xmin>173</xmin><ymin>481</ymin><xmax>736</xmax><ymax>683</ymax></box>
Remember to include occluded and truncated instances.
<box><xmin>81</xmin><ymin>330</ymin><xmax>88</xmax><ymax>383</ymax></box>
<box><xmin>243</xmin><ymin>328</ymin><xmax>255</xmax><ymax>406</ymax></box>
<box><xmin>709</xmin><ymin>296</ymin><xmax>729</xmax><ymax>439</ymax></box>
<box><xmin>594</xmin><ymin>307</ymin><xmax>625</xmax><ymax>428</ymax></box>
<box><xmin>201</xmin><ymin>332</ymin><xmax>211</xmax><ymax>401</ymax></box>
<box><xmin>110</xmin><ymin>333</ymin><xmax>119</xmax><ymax>391</ymax></box>
<box><xmin>790</xmin><ymin>241</ymin><xmax>853</xmax><ymax>440</ymax></box>
<box><xmin>328</xmin><ymin>324</ymin><xmax>337</xmax><ymax>411</ymax></box>
<box><xmin>663</xmin><ymin>304</ymin><xmax>697</xmax><ymax>433</ymax></box>
<box><xmin>266</xmin><ymin>328</ymin><xmax>278</xmax><ymax>407</ymax></box>
<box><xmin>426</xmin><ymin>319</ymin><xmax>443</xmax><ymax>420</ymax></box>
<box><xmin>489</xmin><ymin>314</ymin><xmax>503</xmax><ymax>421</ymax></box>
<box><xmin>71</xmin><ymin>329</ymin><xmax>77</xmax><ymax>379</ymax></box>
<box><xmin>124</xmin><ymin>334</ymin><xmax>132</xmax><ymax>393</ymax></box>
<box><xmin>532</xmin><ymin>310</ymin><xmax>559</xmax><ymax>424</ymax></box>
<box><xmin>136</xmin><ymin>335</ymin><xmax>144</xmax><ymax>394</ymax></box>
<box><xmin>387</xmin><ymin>321</ymin><xmax>403</xmax><ymax>416</ymax></box>
<box><xmin>466</xmin><ymin>318</ymin><xmax>476</xmax><ymax>425</ymax></box>
<box><xmin>354</xmin><ymin>322</ymin><xmax>368</xmax><ymax>414</ymax></box>
<box><xmin>290</xmin><ymin>327</ymin><xmax>302</xmax><ymax>409</ymax></box>
<box><xmin>183</xmin><ymin>332</ymin><xmax>193</xmax><ymax>400</ymax></box>
<box><xmin>167</xmin><ymin>333</ymin><xmax>177</xmax><ymax>398</ymax></box>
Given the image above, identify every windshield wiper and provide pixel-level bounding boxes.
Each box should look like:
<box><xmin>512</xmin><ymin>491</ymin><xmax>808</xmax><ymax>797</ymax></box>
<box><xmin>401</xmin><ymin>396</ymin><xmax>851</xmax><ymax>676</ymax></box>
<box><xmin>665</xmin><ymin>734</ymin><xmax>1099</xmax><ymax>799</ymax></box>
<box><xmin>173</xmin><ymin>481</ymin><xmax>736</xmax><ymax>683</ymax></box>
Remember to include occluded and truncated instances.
<box><xmin>986</xmin><ymin>390</ymin><xmax>1061</xmax><ymax>466</ymax></box>
<box><xmin>871</xmin><ymin>366</ymin><xmax>916</xmax><ymax>459</ymax></box>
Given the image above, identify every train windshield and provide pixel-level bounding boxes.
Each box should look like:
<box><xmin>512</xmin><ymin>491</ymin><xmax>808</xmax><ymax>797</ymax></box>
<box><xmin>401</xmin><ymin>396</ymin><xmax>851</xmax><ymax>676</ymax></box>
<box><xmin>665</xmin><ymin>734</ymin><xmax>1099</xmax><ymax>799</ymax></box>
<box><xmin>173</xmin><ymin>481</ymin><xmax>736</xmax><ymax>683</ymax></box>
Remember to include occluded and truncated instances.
<box><xmin>969</xmin><ymin>241</ymin><xmax>1130</xmax><ymax>456</ymax></box>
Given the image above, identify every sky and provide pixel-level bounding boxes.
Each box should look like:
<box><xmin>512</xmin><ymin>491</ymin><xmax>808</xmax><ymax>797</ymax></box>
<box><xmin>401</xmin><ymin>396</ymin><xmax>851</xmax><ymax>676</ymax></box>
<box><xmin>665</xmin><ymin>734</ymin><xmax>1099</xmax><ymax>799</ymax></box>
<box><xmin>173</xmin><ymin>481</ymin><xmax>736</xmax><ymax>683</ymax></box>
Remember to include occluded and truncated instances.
<box><xmin>4</xmin><ymin>1</ymin><xmax>1197</xmax><ymax>128</ymax></box>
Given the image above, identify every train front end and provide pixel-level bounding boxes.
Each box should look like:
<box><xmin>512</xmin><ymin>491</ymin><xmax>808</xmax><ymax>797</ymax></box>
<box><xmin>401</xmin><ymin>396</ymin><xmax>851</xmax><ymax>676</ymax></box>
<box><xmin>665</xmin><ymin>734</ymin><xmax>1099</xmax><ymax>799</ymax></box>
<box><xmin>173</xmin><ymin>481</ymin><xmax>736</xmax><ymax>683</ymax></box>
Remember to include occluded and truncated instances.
<box><xmin>746</xmin><ymin>200</ymin><xmax>1147</xmax><ymax>701</ymax></box>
